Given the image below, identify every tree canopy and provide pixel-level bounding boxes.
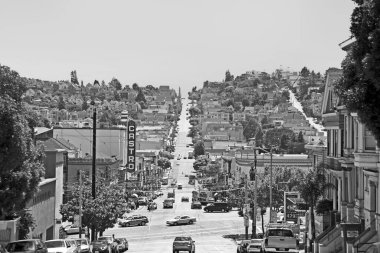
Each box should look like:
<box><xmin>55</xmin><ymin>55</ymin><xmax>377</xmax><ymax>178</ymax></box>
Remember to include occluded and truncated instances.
<box><xmin>0</xmin><ymin>65</ymin><xmax>45</xmax><ymax>219</ymax></box>
<box><xmin>60</xmin><ymin>177</ymin><xmax>126</xmax><ymax>235</ymax></box>
<box><xmin>334</xmin><ymin>0</ymin><xmax>380</xmax><ymax>146</ymax></box>
<box><xmin>193</xmin><ymin>140</ymin><xmax>205</xmax><ymax>157</ymax></box>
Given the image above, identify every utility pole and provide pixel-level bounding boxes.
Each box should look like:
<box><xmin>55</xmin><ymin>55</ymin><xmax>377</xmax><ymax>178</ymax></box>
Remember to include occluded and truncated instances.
<box><xmin>244</xmin><ymin>176</ymin><xmax>249</xmax><ymax>240</ymax></box>
<box><xmin>269</xmin><ymin>148</ymin><xmax>273</xmax><ymax>223</ymax></box>
<box><xmin>79</xmin><ymin>170</ymin><xmax>82</xmax><ymax>239</ymax></box>
<box><xmin>91</xmin><ymin>102</ymin><xmax>96</xmax><ymax>241</ymax></box>
<box><xmin>252</xmin><ymin>148</ymin><xmax>258</xmax><ymax>238</ymax></box>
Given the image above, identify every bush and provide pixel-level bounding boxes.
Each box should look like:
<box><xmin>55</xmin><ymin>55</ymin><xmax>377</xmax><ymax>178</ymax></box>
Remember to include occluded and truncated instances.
<box><xmin>315</xmin><ymin>199</ymin><xmax>333</xmax><ymax>215</ymax></box>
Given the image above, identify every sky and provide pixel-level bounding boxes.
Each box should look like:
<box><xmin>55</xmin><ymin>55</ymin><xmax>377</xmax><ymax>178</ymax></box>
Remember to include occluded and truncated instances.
<box><xmin>0</xmin><ymin>0</ymin><xmax>356</xmax><ymax>93</ymax></box>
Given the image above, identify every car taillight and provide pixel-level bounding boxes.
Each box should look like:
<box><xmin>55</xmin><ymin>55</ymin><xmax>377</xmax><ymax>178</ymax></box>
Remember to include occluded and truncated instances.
<box><xmin>265</xmin><ymin>238</ymin><xmax>268</xmax><ymax>246</ymax></box>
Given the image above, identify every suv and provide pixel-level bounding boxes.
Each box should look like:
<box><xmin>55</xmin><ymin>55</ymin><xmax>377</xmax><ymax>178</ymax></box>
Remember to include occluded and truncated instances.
<box><xmin>118</xmin><ymin>215</ymin><xmax>148</xmax><ymax>227</ymax></box>
<box><xmin>204</xmin><ymin>202</ymin><xmax>231</xmax><ymax>212</ymax></box>
<box><xmin>172</xmin><ymin>237</ymin><xmax>195</xmax><ymax>253</ymax></box>
<box><xmin>6</xmin><ymin>240</ymin><xmax>48</xmax><ymax>253</ymax></box>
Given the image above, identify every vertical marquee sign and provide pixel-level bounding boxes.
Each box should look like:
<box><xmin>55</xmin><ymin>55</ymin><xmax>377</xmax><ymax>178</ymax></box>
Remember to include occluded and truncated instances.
<box><xmin>126</xmin><ymin>120</ymin><xmax>136</xmax><ymax>172</ymax></box>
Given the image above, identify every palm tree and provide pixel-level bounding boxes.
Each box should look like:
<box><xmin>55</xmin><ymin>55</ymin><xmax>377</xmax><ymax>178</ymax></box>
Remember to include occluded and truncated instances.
<box><xmin>298</xmin><ymin>163</ymin><xmax>334</xmax><ymax>246</ymax></box>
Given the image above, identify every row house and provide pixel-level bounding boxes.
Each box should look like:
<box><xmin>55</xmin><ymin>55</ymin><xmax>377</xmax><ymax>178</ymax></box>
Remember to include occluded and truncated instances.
<box><xmin>201</xmin><ymin>122</ymin><xmax>244</xmax><ymax>142</ymax></box>
<box><xmin>315</xmin><ymin>66</ymin><xmax>380</xmax><ymax>253</ymax></box>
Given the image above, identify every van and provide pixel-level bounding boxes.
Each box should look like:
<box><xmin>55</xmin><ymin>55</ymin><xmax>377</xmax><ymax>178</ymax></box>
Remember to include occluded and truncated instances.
<box><xmin>203</xmin><ymin>202</ymin><xmax>231</xmax><ymax>212</ymax></box>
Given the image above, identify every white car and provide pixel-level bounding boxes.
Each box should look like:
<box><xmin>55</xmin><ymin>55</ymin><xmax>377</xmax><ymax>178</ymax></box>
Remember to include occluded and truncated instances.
<box><xmin>74</xmin><ymin>239</ymin><xmax>90</xmax><ymax>253</ymax></box>
<box><xmin>166</xmin><ymin>215</ymin><xmax>196</xmax><ymax>226</ymax></box>
<box><xmin>45</xmin><ymin>239</ymin><xmax>77</xmax><ymax>253</ymax></box>
<box><xmin>246</xmin><ymin>239</ymin><xmax>263</xmax><ymax>253</ymax></box>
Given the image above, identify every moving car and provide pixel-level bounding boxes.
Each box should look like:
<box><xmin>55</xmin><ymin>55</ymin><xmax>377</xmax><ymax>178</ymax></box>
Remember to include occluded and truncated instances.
<box><xmin>181</xmin><ymin>196</ymin><xmax>189</xmax><ymax>202</ymax></box>
<box><xmin>115</xmin><ymin>238</ymin><xmax>128</xmax><ymax>252</ymax></box>
<box><xmin>173</xmin><ymin>237</ymin><xmax>195</xmax><ymax>253</ymax></box>
<box><xmin>177</xmin><ymin>184</ymin><xmax>182</xmax><ymax>190</ymax></box>
<box><xmin>147</xmin><ymin>202</ymin><xmax>157</xmax><ymax>210</ymax></box>
<box><xmin>166</xmin><ymin>215</ymin><xmax>196</xmax><ymax>226</ymax></box>
<box><xmin>6</xmin><ymin>240</ymin><xmax>48</xmax><ymax>253</ymax></box>
<box><xmin>191</xmin><ymin>201</ymin><xmax>202</xmax><ymax>209</ymax></box>
<box><xmin>204</xmin><ymin>202</ymin><xmax>231</xmax><ymax>212</ymax></box>
<box><xmin>163</xmin><ymin>199</ymin><xmax>174</xmax><ymax>208</ymax></box>
<box><xmin>118</xmin><ymin>215</ymin><xmax>149</xmax><ymax>227</ymax></box>
<box><xmin>262</xmin><ymin>225</ymin><xmax>299</xmax><ymax>253</ymax></box>
<box><xmin>45</xmin><ymin>240</ymin><xmax>77</xmax><ymax>253</ymax></box>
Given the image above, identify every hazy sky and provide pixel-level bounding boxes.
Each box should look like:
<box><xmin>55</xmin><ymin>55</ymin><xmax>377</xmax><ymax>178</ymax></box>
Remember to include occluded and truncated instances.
<box><xmin>0</xmin><ymin>0</ymin><xmax>355</xmax><ymax>93</ymax></box>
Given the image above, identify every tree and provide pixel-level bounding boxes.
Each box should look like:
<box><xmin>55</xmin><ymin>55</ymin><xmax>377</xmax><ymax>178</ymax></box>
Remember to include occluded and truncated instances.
<box><xmin>110</xmin><ymin>78</ymin><xmax>122</xmax><ymax>90</ymax></box>
<box><xmin>60</xmin><ymin>177</ymin><xmax>126</xmax><ymax>236</ymax></box>
<box><xmin>135</xmin><ymin>89</ymin><xmax>146</xmax><ymax>103</ymax></box>
<box><xmin>70</xmin><ymin>70</ymin><xmax>79</xmax><ymax>84</ymax></box>
<box><xmin>242</xmin><ymin>119</ymin><xmax>263</xmax><ymax>143</ymax></box>
<box><xmin>297</xmin><ymin>131</ymin><xmax>304</xmax><ymax>143</ymax></box>
<box><xmin>157</xmin><ymin>157</ymin><xmax>171</xmax><ymax>170</ymax></box>
<box><xmin>334</xmin><ymin>1</ymin><xmax>380</xmax><ymax>146</ymax></box>
<box><xmin>0</xmin><ymin>65</ymin><xmax>45</xmax><ymax>219</ymax></box>
<box><xmin>58</xmin><ymin>96</ymin><xmax>66</xmax><ymax>110</ymax></box>
<box><xmin>82</xmin><ymin>99</ymin><xmax>89</xmax><ymax>111</ymax></box>
<box><xmin>193</xmin><ymin>155</ymin><xmax>210</xmax><ymax>171</ymax></box>
<box><xmin>94</xmin><ymin>80</ymin><xmax>99</xmax><ymax>85</ymax></box>
<box><xmin>132</xmin><ymin>83</ymin><xmax>139</xmax><ymax>91</ymax></box>
<box><xmin>225</xmin><ymin>70</ymin><xmax>234</xmax><ymax>82</ymax></box>
<box><xmin>280</xmin><ymin>134</ymin><xmax>289</xmax><ymax>149</ymax></box>
<box><xmin>193</xmin><ymin>140</ymin><xmax>205</xmax><ymax>157</ymax></box>
<box><xmin>188</xmin><ymin>106</ymin><xmax>201</xmax><ymax>117</ymax></box>
<box><xmin>300</xmin><ymin>67</ymin><xmax>310</xmax><ymax>78</ymax></box>
<box><xmin>298</xmin><ymin>164</ymin><xmax>333</xmax><ymax>244</ymax></box>
<box><xmin>242</xmin><ymin>98</ymin><xmax>250</xmax><ymax>108</ymax></box>
<box><xmin>159</xmin><ymin>151</ymin><xmax>174</xmax><ymax>160</ymax></box>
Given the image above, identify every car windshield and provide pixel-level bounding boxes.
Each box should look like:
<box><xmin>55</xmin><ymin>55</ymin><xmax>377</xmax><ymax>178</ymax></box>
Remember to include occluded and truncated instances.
<box><xmin>98</xmin><ymin>237</ymin><xmax>112</xmax><ymax>243</ymax></box>
<box><xmin>7</xmin><ymin>241</ymin><xmax>35</xmax><ymax>252</ymax></box>
<box><xmin>46</xmin><ymin>241</ymin><xmax>66</xmax><ymax>248</ymax></box>
<box><xmin>267</xmin><ymin>229</ymin><xmax>293</xmax><ymax>237</ymax></box>
<box><xmin>174</xmin><ymin>216</ymin><xmax>180</xmax><ymax>219</ymax></box>
<box><xmin>174</xmin><ymin>237</ymin><xmax>191</xmax><ymax>241</ymax></box>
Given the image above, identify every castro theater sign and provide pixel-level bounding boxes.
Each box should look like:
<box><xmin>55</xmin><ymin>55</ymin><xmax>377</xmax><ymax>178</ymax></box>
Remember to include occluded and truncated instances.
<box><xmin>126</xmin><ymin>120</ymin><xmax>136</xmax><ymax>172</ymax></box>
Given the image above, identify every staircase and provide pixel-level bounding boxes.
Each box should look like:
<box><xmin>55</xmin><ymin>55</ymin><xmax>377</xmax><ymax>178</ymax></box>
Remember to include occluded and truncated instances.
<box><xmin>315</xmin><ymin>225</ymin><xmax>343</xmax><ymax>253</ymax></box>
<box><xmin>353</xmin><ymin>228</ymin><xmax>378</xmax><ymax>253</ymax></box>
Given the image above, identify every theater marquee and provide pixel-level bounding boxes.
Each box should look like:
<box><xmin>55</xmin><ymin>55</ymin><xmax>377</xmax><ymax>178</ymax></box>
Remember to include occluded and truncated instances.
<box><xmin>126</xmin><ymin>120</ymin><xmax>136</xmax><ymax>172</ymax></box>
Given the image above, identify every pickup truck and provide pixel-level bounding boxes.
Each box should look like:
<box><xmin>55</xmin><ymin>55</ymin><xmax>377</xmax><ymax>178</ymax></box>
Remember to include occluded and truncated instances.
<box><xmin>262</xmin><ymin>227</ymin><xmax>299</xmax><ymax>253</ymax></box>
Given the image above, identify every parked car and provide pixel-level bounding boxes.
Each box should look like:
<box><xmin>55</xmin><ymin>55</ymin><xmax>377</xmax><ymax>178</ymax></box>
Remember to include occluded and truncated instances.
<box><xmin>115</xmin><ymin>238</ymin><xmax>128</xmax><ymax>252</ymax></box>
<box><xmin>172</xmin><ymin>237</ymin><xmax>195</xmax><ymax>253</ymax></box>
<box><xmin>90</xmin><ymin>240</ymin><xmax>110</xmax><ymax>253</ymax></box>
<box><xmin>45</xmin><ymin>240</ymin><xmax>77</xmax><ymax>253</ymax></box>
<box><xmin>191</xmin><ymin>201</ymin><xmax>202</xmax><ymax>209</ymax></box>
<box><xmin>204</xmin><ymin>202</ymin><xmax>231</xmax><ymax>212</ymax></box>
<box><xmin>166</xmin><ymin>215</ymin><xmax>196</xmax><ymax>226</ymax></box>
<box><xmin>6</xmin><ymin>240</ymin><xmax>47</xmax><ymax>253</ymax></box>
<box><xmin>138</xmin><ymin>197</ymin><xmax>148</xmax><ymax>205</ymax></box>
<box><xmin>237</xmin><ymin>240</ymin><xmax>252</xmax><ymax>253</ymax></box>
<box><xmin>118</xmin><ymin>215</ymin><xmax>148</xmax><ymax>227</ymax></box>
<box><xmin>64</xmin><ymin>224</ymin><xmax>85</xmax><ymax>235</ymax></box>
<box><xmin>74</xmin><ymin>239</ymin><xmax>90</xmax><ymax>253</ymax></box>
<box><xmin>177</xmin><ymin>184</ymin><xmax>182</xmax><ymax>190</ymax></box>
<box><xmin>246</xmin><ymin>239</ymin><xmax>263</xmax><ymax>253</ymax></box>
<box><xmin>181</xmin><ymin>196</ymin><xmax>189</xmax><ymax>202</ymax></box>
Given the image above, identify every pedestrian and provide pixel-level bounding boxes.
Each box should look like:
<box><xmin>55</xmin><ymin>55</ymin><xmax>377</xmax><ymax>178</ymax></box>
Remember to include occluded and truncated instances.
<box><xmin>136</xmin><ymin>201</ymin><xmax>139</xmax><ymax>209</ymax></box>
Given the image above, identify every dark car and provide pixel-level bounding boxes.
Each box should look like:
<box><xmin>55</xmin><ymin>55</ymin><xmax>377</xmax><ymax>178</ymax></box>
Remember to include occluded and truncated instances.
<box><xmin>115</xmin><ymin>238</ymin><xmax>128</xmax><ymax>252</ymax></box>
<box><xmin>147</xmin><ymin>202</ymin><xmax>157</xmax><ymax>211</ymax></box>
<box><xmin>0</xmin><ymin>244</ymin><xmax>8</xmax><ymax>253</ymax></box>
<box><xmin>119</xmin><ymin>215</ymin><xmax>148</xmax><ymax>227</ymax></box>
<box><xmin>181</xmin><ymin>196</ymin><xmax>189</xmax><ymax>202</ymax></box>
<box><xmin>204</xmin><ymin>202</ymin><xmax>231</xmax><ymax>212</ymax></box>
<box><xmin>173</xmin><ymin>237</ymin><xmax>195</xmax><ymax>253</ymax></box>
<box><xmin>90</xmin><ymin>240</ymin><xmax>110</xmax><ymax>253</ymax></box>
<box><xmin>191</xmin><ymin>201</ymin><xmax>202</xmax><ymax>209</ymax></box>
<box><xmin>6</xmin><ymin>239</ymin><xmax>47</xmax><ymax>253</ymax></box>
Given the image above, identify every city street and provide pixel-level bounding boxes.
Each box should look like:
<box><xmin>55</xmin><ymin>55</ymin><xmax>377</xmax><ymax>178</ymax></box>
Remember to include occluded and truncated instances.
<box><xmin>102</xmin><ymin>99</ymin><xmax>246</xmax><ymax>253</ymax></box>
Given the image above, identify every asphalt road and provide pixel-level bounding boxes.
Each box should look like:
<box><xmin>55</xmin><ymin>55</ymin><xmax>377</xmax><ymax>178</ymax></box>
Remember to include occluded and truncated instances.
<box><xmin>103</xmin><ymin>98</ymin><xmax>246</xmax><ymax>253</ymax></box>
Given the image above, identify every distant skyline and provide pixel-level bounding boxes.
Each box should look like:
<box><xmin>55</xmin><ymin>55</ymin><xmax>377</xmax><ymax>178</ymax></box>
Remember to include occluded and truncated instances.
<box><xmin>0</xmin><ymin>0</ymin><xmax>356</xmax><ymax>93</ymax></box>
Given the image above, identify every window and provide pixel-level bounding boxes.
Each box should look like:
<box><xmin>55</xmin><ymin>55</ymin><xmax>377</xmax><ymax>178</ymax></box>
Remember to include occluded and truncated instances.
<box><xmin>365</xmin><ymin>175</ymin><xmax>369</xmax><ymax>192</ymax></box>
<box><xmin>364</xmin><ymin>127</ymin><xmax>376</xmax><ymax>151</ymax></box>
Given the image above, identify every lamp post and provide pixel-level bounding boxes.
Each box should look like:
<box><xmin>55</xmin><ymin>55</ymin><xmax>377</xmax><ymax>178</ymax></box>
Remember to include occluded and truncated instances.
<box><xmin>269</xmin><ymin>148</ymin><xmax>273</xmax><ymax>223</ymax></box>
<box><xmin>91</xmin><ymin>100</ymin><xmax>96</xmax><ymax>241</ymax></box>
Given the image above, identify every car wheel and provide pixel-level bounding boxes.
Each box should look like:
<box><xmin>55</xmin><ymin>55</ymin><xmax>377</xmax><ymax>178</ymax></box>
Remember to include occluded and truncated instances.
<box><xmin>141</xmin><ymin>221</ymin><xmax>146</xmax><ymax>226</ymax></box>
<box><xmin>174</xmin><ymin>222</ymin><xmax>178</xmax><ymax>226</ymax></box>
<box><xmin>189</xmin><ymin>220</ymin><xmax>193</xmax><ymax>224</ymax></box>
<box><xmin>125</xmin><ymin>223</ymin><xmax>130</xmax><ymax>227</ymax></box>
